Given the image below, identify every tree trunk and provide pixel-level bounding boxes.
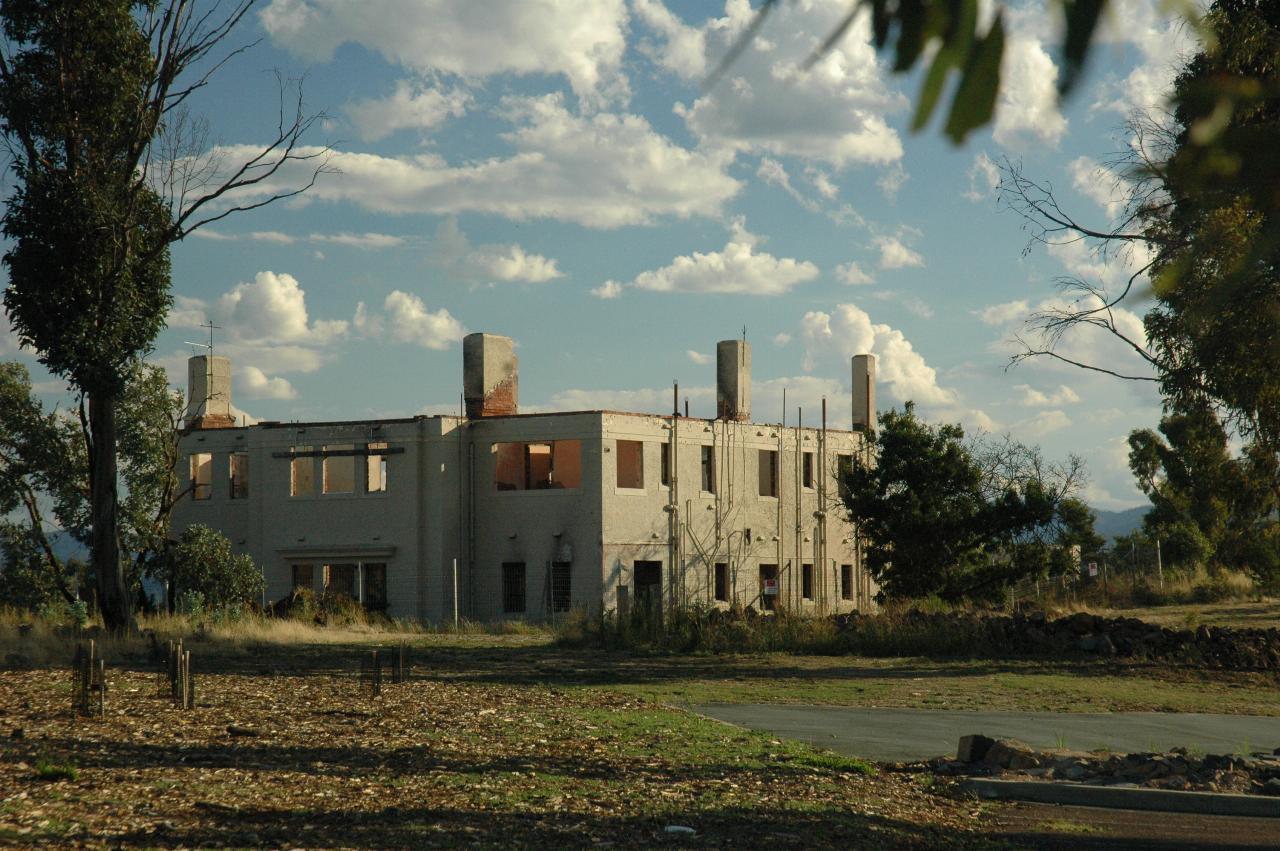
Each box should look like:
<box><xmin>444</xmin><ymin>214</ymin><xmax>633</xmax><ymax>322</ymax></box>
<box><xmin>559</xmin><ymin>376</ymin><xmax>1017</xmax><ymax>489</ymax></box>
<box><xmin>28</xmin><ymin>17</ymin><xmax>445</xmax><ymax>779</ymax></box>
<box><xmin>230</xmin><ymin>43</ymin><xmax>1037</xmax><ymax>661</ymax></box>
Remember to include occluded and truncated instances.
<box><xmin>89</xmin><ymin>389</ymin><xmax>132</xmax><ymax>631</ymax></box>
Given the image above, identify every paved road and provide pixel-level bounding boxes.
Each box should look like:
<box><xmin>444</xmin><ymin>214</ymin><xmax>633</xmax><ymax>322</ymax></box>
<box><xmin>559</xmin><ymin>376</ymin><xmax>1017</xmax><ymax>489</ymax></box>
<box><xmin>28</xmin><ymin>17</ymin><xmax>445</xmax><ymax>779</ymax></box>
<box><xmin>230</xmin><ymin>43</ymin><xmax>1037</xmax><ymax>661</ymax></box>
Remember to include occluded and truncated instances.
<box><xmin>694</xmin><ymin>704</ymin><xmax>1280</xmax><ymax>762</ymax></box>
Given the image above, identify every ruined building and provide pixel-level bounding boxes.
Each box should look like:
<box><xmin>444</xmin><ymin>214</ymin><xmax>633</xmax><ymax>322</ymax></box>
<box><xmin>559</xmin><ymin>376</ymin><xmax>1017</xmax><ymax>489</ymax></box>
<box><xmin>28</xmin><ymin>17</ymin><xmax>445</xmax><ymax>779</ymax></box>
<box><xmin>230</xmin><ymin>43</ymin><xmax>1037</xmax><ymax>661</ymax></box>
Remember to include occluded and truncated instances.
<box><xmin>170</xmin><ymin>335</ymin><xmax>880</xmax><ymax>621</ymax></box>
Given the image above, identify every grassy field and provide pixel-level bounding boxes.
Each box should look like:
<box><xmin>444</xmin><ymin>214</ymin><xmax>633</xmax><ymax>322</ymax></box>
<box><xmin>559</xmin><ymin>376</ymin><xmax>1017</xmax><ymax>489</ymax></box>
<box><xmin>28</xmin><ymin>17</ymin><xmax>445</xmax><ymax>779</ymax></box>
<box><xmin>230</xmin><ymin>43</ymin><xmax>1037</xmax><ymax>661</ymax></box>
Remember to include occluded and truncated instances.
<box><xmin>1093</xmin><ymin>599</ymin><xmax>1280</xmax><ymax>631</ymax></box>
<box><xmin>3</xmin><ymin>611</ymin><xmax>1278</xmax><ymax>847</ymax></box>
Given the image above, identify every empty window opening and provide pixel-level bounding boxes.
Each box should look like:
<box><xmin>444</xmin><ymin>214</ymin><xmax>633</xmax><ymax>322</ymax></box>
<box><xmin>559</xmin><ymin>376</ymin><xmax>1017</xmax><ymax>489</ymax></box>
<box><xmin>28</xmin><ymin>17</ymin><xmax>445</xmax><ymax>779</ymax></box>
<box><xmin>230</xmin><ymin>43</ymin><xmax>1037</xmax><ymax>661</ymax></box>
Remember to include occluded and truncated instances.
<box><xmin>551</xmin><ymin>561</ymin><xmax>572</xmax><ymax>612</ymax></box>
<box><xmin>616</xmin><ymin>440</ymin><xmax>644</xmax><ymax>489</ymax></box>
<box><xmin>230</xmin><ymin>452</ymin><xmax>249</xmax><ymax>499</ymax></box>
<box><xmin>841</xmin><ymin>564</ymin><xmax>854</xmax><ymax>601</ymax></box>
<box><xmin>290</xmin><ymin>447</ymin><xmax>314</xmax><ymax>497</ymax></box>
<box><xmin>363</xmin><ymin>563</ymin><xmax>387</xmax><ymax>613</ymax></box>
<box><xmin>190</xmin><ymin>453</ymin><xmax>212</xmax><ymax>500</ymax></box>
<box><xmin>291</xmin><ymin>563</ymin><xmax>315</xmax><ymax>591</ymax></box>
<box><xmin>714</xmin><ymin>562</ymin><xmax>728</xmax><ymax>602</ymax></box>
<box><xmin>493</xmin><ymin>440</ymin><xmax>582</xmax><ymax>490</ymax></box>
<box><xmin>325</xmin><ymin>563</ymin><xmax>358</xmax><ymax>599</ymax></box>
<box><xmin>758</xmin><ymin>449</ymin><xmax>778</xmax><ymax>497</ymax></box>
<box><xmin>660</xmin><ymin>442</ymin><xmax>671</xmax><ymax>487</ymax></box>
<box><xmin>323</xmin><ymin>444</ymin><xmax>355</xmax><ymax>494</ymax></box>
<box><xmin>503</xmin><ymin>563</ymin><xmax>527</xmax><ymax>613</ymax></box>
<box><xmin>701</xmin><ymin>445</ymin><xmax>715</xmax><ymax>493</ymax></box>
<box><xmin>367</xmin><ymin>442</ymin><xmax>388</xmax><ymax>493</ymax></box>
<box><xmin>759</xmin><ymin>563</ymin><xmax>779</xmax><ymax>611</ymax></box>
<box><xmin>802</xmin><ymin>452</ymin><xmax>814</xmax><ymax>489</ymax></box>
<box><xmin>802</xmin><ymin>563</ymin><xmax>814</xmax><ymax>600</ymax></box>
<box><xmin>634</xmin><ymin>560</ymin><xmax>663</xmax><ymax>612</ymax></box>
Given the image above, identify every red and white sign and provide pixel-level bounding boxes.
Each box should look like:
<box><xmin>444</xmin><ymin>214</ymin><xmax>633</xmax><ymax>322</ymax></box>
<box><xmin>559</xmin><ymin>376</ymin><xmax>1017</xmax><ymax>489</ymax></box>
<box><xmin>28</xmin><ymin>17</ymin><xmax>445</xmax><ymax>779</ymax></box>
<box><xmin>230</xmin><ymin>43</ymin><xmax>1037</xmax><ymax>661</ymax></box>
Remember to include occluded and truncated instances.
<box><xmin>763</xmin><ymin>578</ymin><xmax>779</xmax><ymax>596</ymax></box>
<box><xmin>1087</xmin><ymin>562</ymin><xmax>1099</xmax><ymax>577</ymax></box>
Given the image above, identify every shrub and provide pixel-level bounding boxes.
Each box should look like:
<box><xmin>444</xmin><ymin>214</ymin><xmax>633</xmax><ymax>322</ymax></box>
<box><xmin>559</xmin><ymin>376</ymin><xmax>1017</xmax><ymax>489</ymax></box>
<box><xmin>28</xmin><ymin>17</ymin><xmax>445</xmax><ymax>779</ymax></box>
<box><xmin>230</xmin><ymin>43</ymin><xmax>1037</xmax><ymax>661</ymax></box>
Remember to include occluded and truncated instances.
<box><xmin>164</xmin><ymin>525</ymin><xmax>263</xmax><ymax>613</ymax></box>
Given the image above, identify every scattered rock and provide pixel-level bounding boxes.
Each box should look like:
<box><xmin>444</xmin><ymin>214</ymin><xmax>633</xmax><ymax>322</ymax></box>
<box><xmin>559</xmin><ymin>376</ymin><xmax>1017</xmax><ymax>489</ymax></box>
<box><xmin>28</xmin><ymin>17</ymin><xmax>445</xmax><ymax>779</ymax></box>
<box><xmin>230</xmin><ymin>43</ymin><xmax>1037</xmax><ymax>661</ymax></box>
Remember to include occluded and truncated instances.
<box><xmin>983</xmin><ymin>739</ymin><xmax>1041</xmax><ymax>771</ymax></box>
<box><xmin>10</xmin><ymin>727</ymin><xmax>24</xmax><ymax>740</ymax></box>
<box><xmin>664</xmin><ymin>825</ymin><xmax>696</xmax><ymax>835</ymax></box>
<box><xmin>957</xmin><ymin>734</ymin><xmax>994</xmax><ymax>763</ymax></box>
<box><xmin>1261</xmin><ymin>778</ymin><xmax>1280</xmax><ymax>797</ymax></box>
<box><xmin>226</xmin><ymin>725</ymin><xmax>260</xmax><ymax>738</ymax></box>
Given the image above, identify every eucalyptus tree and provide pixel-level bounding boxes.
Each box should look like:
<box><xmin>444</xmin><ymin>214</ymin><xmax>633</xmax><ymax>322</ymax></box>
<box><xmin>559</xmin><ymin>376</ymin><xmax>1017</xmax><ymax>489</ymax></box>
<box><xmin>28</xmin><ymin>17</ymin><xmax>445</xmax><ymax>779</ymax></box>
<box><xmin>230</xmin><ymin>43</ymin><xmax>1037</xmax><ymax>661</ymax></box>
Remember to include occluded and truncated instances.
<box><xmin>0</xmin><ymin>1</ymin><xmax>327</xmax><ymax>628</ymax></box>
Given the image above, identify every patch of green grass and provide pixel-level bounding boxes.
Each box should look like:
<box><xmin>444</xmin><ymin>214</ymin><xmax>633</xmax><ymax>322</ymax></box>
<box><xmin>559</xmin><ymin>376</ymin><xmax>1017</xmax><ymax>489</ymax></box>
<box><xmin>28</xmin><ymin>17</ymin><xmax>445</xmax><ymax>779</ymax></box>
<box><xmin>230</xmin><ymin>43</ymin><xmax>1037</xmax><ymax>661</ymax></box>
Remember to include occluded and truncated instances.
<box><xmin>1040</xmin><ymin>819</ymin><xmax>1101</xmax><ymax>834</ymax></box>
<box><xmin>32</xmin><ymin>757</ymin><xmax>78</xmax><ymax>782</ymax></box>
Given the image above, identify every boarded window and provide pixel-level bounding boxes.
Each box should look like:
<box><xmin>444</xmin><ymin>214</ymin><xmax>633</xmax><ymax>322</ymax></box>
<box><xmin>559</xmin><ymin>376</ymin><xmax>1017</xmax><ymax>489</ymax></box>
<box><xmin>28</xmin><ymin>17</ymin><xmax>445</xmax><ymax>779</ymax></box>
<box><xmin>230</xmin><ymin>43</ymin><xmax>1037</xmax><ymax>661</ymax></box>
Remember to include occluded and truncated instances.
<box><xmin>701</xmin><ymin>445</ymin><xmax>715</xmax><ymax>493</ymax></box>
<box><xmin>841</xmin><ymin>564</ymin><xmax>854</xmax><ymax>601</ymax></box>
<box><xmin>802</xmin><ymin>452</ymin><xmax>814</xmax><ymax>488</ymax></box>
<box><xmin>758</xmin><ymin>450</ymin><xmax>778</xmax><ymax>497</ymax></box>
<box><xmin>759</xmin><ymin>563</ymin><xmax>778</xmax><ymax>611</ymax></box>
<box><xmin>190</xmin><ymin>453</ymin><xmax>212</xmax><ymax>500</ymax></box>
<box><xmin>802</xmin><ymin>563</ymin><xmax>814</xmax><ymax>600</ymax></box>
<box><xmin>323</xmin><ymin>444</ymin><xmax>355</xmax><ymax>494</ymax></box>
<box><xmin>493</xmin><ymin>440</ymin><xmax>582</xmax><ymax>490</ymax></box>
<box><xmin>291</xmin><ymin>447</ymin><xmax>314</xmax><ymax>497</ymax></box>
<box><xmin>714</xmin><ymin>562</ymin><xmax>728</xmax><ymax>602</ymax></box>
<box><xmin>367</xmin><ymin>442</ymin><xmax>388</xmax><ymax>493</ymax></box>
<box><xmin>230</xmin><ymin>452</ymin><xmax>249</xmax><ymax>499</ymax></box>
<box><xmin>660</xmin><ymin>442</ymin><xmax>671</xmax><ymax>487</ymax></box>
<box><xmin>363</xmin><ymin>563</ymin><xmax>387</xmax><ymax>612</ymax></box>
<box><xmin>326</xmin><ymin>563</ymin><xmax>358</xmax><ymax>598</ymax></box>
<box><xmin>616</xmin><ymin>440</ymin><xmax>644</xmax><ymax>489</ymax></box>
<box><xmin>551</xmin><ymin>561</ymin><xmax>572</xmax><ymax>612</ymax></box>
<box><xmin>503</xmin><ymin>562</ymin><xmax>526</xmax><ymax>613</ymax></box>
<box><xmin>291</xmin><ymin>563</ymin><xmax>314</xmax><ymax>591</ymax></box>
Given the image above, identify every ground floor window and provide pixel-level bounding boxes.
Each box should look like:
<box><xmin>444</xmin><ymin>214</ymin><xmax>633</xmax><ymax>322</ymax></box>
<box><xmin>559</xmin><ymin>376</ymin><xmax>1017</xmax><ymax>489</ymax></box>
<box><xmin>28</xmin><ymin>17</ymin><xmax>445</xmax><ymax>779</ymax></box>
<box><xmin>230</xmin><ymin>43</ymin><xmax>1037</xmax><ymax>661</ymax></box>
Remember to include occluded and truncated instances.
<box><xmin>841</xmin><ymin>564</ymin><xmax>854</xmax><ymax>601</ymax></box>
<box><xmin>551</xmin><ymin>561</ymin><xmax>572</xmax><ymax>612</ymax></box>
<box><xmin>503</xmin><ymin>562</ymin><xmax>526</xmax><ymax>613</ymax></box>
<box><xmin>633</xmin><ymin>560</ymin><xmax>662</xmax><ymax>612</ymax></box>
<box><xmin>802</xmin><ymin>563</ymin><xmax>814</xmax><ymax>600</ymax></box>
<box><xmin>292</xmin><ymin>563</ymin><xmax>315</xmax><ymax>591</ymax></box>
<box><xmin>759</xmin><ymin>563</ymin><xmax>778</xmax><ymax>611</ymax></box>
<box><xmin>714</xmin><ymin>562</ymin><xmax>728</xmax><ymax>602</ymax></box>
<box><xmin>308</xmin><ymin>562</ymin><xmax>387</xmax><ymax>612</ymax></box>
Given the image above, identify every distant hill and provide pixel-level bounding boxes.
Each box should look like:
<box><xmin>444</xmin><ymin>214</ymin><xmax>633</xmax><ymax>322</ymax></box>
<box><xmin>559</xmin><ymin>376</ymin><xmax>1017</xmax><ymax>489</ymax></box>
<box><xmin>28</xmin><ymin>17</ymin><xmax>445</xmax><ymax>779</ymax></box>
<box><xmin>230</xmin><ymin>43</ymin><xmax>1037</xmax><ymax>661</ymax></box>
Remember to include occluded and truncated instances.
<box><xmin>1093</xmin><ymin>506</ymin><xmax>1147</xmax><ymax>542</ymax></box>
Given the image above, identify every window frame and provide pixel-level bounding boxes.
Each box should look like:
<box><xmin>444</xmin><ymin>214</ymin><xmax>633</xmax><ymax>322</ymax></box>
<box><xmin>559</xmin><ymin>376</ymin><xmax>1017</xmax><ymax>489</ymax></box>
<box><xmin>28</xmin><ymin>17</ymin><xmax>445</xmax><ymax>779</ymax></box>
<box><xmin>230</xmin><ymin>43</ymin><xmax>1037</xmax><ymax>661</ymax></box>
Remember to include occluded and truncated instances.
<box><xmin>758</xmin><ymin>449</ymin><xmax>778</xmax><ymax>498</ymax></box>
<box><xmin>502</xmin><ymin>562</ymin><xmax>527</xmax><ymax>614</ymax></box>
<box><xmin>229</xmin><ymin>452</ymin><xmax>250</xmax><ymax>500</ymax></box>
<box><xmin>190</xmin><ymin>452</ymin><xmax>213</xmax><ymax>501</ymax></box>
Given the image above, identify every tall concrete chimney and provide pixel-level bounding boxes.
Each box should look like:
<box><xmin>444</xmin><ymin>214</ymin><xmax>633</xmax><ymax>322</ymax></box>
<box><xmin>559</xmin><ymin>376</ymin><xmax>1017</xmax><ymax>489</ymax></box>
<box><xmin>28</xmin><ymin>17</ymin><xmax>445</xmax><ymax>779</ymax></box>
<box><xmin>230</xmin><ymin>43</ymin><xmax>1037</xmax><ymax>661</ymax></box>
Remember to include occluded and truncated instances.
<box><xmin>464</xmin><ymin>333</ymin><xmax>518</xmax><ymax>418</ymax></box>
<box><xmin>716</xmin><ymin>339</ymin><xmax>751</xmax><ymax>421</ymax></box>
<box><xmin>852</xmin><ymin>354</ymin><xmax>876</xmax><ymax>432</ymax></box>
<box><xmin>185</xmin><ymin>355</ymin><xmax>235</xmax><ymax>429</ymax></box>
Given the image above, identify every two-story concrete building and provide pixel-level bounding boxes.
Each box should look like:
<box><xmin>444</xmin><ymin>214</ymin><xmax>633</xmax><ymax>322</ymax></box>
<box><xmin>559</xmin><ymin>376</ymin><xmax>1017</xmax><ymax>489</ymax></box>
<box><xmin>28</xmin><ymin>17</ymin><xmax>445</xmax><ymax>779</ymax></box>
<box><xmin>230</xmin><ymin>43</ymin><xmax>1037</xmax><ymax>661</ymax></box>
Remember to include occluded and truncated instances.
<box><xmin>171</xmin><ymin>335</ymin><xmax>880</xmax><ymax>622</ymax></box>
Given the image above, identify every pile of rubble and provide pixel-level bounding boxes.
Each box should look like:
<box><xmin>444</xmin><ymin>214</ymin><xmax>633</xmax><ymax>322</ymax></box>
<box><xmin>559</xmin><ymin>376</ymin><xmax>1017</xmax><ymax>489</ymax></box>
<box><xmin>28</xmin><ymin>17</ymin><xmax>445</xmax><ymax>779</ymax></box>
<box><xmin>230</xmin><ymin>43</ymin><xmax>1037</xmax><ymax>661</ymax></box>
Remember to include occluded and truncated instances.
<box><xmin>928</xmin><ymin>734</ymin><xmax>1280</xmax><ymax>796</ymax></box>
<box><xmin>836</xmin><ymin>609</ymin><xmax>1280</xmax><ymax>669</ymax></box>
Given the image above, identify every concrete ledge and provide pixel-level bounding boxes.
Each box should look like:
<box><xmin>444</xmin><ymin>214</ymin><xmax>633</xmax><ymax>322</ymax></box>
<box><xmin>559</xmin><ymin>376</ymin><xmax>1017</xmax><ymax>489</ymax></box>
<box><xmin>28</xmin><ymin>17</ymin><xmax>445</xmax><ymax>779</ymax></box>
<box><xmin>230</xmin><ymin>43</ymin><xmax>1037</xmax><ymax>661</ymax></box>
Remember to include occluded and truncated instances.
<box><xmin>963</xmin><ymin>778</ymin><xmax>1280</xmax><ymax>818</ymax></box>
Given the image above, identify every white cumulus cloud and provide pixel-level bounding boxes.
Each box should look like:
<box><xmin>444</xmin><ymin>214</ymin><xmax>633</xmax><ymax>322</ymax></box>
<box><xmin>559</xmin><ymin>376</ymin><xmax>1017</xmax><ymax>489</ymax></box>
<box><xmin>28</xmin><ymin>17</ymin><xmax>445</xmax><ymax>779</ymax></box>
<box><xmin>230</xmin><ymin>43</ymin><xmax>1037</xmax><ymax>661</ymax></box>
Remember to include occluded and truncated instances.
<box><xmin>1015</xmin><ymin>384</ymin><xmax>1081</xmax><ymax>407</ymax></box>
<box><xmin>835</xmin><ymin>261</ymin><xmax>874</xmax><ymax>285</ymax></box>
<box><xmin>360</xmin><ymin>291</ymin><xmax>467</xmax><ymax>350</ymax></box>
<box><xmin>627</xmin><ymin>219</ymin><xmax>819</xmax><ymax>296</ymax></box>
<box><xmin>874</xmin><ymin>235</ymin><xmax>925</xmax><ymax>270</ymax></box>
<box><xmin>345</xmin><ymin>79</ymin><xmax>472</xmax><ymax>142</ymax></box>
<box><xmin>687</xmin><ymin>350</ymin><xmax>711</xmax><ymax>365</ymax></box>
<box><xmin>433</xmin><ymin>218</ymin><xmax>563</xmax><ymax>284</ymax></box>
<box><xmin>239</xmin><ymin>366</ymin><xmax>298</xmax><ymax>400</ymax></box>
<box><xmin>993</xmin><ymin>36</ymin><xmax>1068</xmax><ymax>149</ymax></box>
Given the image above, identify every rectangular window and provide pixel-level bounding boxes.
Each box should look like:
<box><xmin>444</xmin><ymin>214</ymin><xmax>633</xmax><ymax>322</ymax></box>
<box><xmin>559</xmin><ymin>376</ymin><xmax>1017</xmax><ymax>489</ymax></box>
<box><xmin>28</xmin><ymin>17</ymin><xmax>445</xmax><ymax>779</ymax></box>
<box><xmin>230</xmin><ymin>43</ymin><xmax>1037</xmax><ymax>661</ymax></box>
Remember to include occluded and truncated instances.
<box><xmin>230</xmin><ymin>452</ymin><xmax>250</xmax><ymax>499</ymax></box>
<box><xmin>841</xmin><ymin>564</ymin><xmax>854</xmax><ymax>601</ymax></box>
<box><xmin>758</xmin><ymin>449</ymin><xmax>778</xmax><ymax>497</ymax></box>
<box><xmin>291</xmin><ymin>563</ymin><xmax>314</xmax><ymax>591</ymax></box>
<box><xmin>493</xmin><ymin>440</ymin><xmax>582</xmax><ymax>490</ymax></box>
<box><xmin>616</xmin><ymin>440</ymin><xmax>644</xmax><ymax>489</ymax></box>
<box><xmin>502</xmin><ymin>562</ymin><xmax>526</xmax><ymax>613</ymax></box>
<box><xmin>291</xmin><ymin>447</ymin><xmax>314</xmax><ymax>497</ymax></box>
<box><xmin>190</xmin><ymin>453</ymin><xmax>212</xmax><ymax>500</ymax></box>
<box><xmin>759</xmin><ymin>563</ymin><xmax>779</xmax><ymax>611</ymax></box>
<box><xmin>835</xmin><ymin>453</ymin><xmax>854</xmax><ymax>498</ymax></box>
<box><xmin>714</xmin><ymin>562</ymin><xmax>728</xmax><ymax>602</ymax></box>
<box><xmin>660</xmin><ymin>442</ymin><xmax>671</xmax><ymax>487</ymax></box>
<box><xmin>802</xmin><ymin>563</ymin><xmax>814</xmax><ymax>600</ymax></box>
<box><xmin>323</xmin><ymin>444</ymin><xmax>355</xmax><ymax>494</ymax></box>
<box><xmin>367</xmin><ymin>442</ymin><xmax>388</xmax><ymax>493</ymax></box>
<box><xmin>634</xmin><ymin>560</ymin><xmax>662</xmax><ymax>611</ymax></box>
<box><xmin>802</xmin><ymin>452</ymin><xmax>814</xmax><ymax>489</ymax></box>
<box><xmin>325</xmin><ymin>563</ymin><xmax>358</xmax><ymax>598</ymax></box>
<box><xmin>363</xmin><ymin>563</ymin><xmax>387</xmax><ymax>612</ymax></box>
<box><xmin>551</xmin><ymin>561</ymin><xmax>572</xmax><ymax>612</ymax></box>
<box><xmin>701</xmin><ymin>445</ymin><xmax>715</xmax><ymax>493</ymax></box>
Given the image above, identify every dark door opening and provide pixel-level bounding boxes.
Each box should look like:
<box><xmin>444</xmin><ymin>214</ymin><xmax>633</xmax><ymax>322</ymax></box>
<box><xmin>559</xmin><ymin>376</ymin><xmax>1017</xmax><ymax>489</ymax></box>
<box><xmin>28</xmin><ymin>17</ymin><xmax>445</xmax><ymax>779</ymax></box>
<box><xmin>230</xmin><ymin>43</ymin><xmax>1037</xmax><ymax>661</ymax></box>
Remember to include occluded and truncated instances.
<box><xmin>634</xmin><ymin>560</ymin><xmax>663</xmax><ymax>612</ymax></box>
<box><xmin>759</xmin><ymin>563</ymin><xmax>779</xmax><ymax>611</ymax></box>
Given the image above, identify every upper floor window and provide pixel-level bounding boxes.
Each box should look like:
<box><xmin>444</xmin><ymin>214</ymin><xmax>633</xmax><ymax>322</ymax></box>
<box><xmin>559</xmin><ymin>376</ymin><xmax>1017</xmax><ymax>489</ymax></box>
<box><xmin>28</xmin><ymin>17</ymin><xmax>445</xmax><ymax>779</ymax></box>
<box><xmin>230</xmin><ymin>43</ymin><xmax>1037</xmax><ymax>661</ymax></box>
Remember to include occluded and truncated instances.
<box><xmin>493</xmin><ymin>440</ymin><xmax>582</xmax><ymax>490</ymax></box>
<box><xmin>291</xmin><ymin>447</ymin><xmax>314</xmax><ymax>497</ymax></box>
<box><xmin>190</xmin><ymin>453</ymin><xmax>212</xmax><ymax>500</ymax></box>
<box><xmin>802</xmin><ymin>452</ymin><xmax>814</xmax><ymax>489</ymax></box>
<box><xmin>701</xmin><ymin>445</ymin><xmax>715</xmax><ymax>493</ymax></box>
<box><xmin>230</xmin><ymin>452</ymin><xmax>249</xmax><ymax>499</ymax></box>
<box><xmin>616</xmin><ymin>440</ymin><xmax>644</xmax><ymax>489</ymax></box>
<box><xmin>367</xmin><ymin>442</ymin><xmax>388</xmax><ymax>493</ymax></box>
<box><xmin>323</xmin><ymin>444</ymin><xmax>355</xmax><ymax>494</ymax></box>
<box><xmin>660</xmin><ymin>442</ymin><xmax>671</xmax><ymax>487</ymax></box>
<box><xmin>758</xmin><ymin>449</ymin><xmax>778</xmax><ymax>497</ymax></box>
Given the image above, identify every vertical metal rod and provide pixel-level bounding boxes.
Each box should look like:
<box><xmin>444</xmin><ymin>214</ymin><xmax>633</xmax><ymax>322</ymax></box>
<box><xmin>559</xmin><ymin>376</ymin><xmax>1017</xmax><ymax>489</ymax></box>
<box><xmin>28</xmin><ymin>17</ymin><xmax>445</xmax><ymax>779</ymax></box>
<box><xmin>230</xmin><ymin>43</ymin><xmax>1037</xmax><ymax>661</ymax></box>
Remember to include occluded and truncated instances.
<box><xmin>452</xmin><ymin>558</ymin><xmax>459</xmax><ymax>629</ymax></box>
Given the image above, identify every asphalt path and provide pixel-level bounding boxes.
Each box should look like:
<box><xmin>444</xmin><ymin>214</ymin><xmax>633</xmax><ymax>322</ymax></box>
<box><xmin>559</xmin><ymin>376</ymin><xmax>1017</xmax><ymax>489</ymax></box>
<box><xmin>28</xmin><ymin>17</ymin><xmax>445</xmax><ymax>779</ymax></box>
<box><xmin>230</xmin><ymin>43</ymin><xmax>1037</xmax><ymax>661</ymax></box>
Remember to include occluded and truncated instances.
<box><xmin>693</xmin><ymin>705</ymin><xmax>1280</xmax><ymax>761</ymax></box>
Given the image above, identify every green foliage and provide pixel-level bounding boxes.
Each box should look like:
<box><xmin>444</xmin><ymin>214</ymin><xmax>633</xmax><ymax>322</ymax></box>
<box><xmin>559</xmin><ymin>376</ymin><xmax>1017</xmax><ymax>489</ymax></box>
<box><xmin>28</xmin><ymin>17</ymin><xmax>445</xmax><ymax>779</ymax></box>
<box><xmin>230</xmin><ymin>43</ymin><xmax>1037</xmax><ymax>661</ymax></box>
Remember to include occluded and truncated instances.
<box><xmin>165</xmin><ymin>525</ymin><xmax>263</xmax><ymax>613</ymax></box>
<box><xmin>32</xmin><ymin>756</ymin><xmax>78</xmax><ymax>782</ymax></box>
<box><xmin>841</xmin><ymin>404</ymin><xmax>1090</xmax><ymax>601</ymax></box>
<box><xmin>1128</xmin><ymin>400</ymin><xmax>1278</xmax><ymax>580</ymax></box>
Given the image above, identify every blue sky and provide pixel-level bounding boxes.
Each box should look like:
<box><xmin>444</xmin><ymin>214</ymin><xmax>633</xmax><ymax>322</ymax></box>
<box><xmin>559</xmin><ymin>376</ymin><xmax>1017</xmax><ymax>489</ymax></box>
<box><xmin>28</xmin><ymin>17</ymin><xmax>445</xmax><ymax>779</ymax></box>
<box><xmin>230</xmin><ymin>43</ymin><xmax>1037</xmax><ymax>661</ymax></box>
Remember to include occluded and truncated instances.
<box><xmin>0</xmin><ymin>0</ymin><xmax>1200</xmax><ymax>510</ymax></box>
